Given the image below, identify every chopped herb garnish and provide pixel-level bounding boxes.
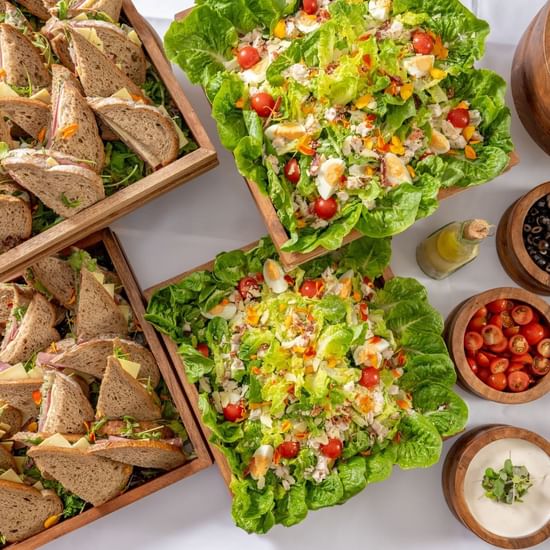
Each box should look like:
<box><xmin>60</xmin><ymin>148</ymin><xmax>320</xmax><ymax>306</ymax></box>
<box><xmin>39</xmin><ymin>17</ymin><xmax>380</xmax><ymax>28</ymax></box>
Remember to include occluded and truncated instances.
<box><xmin>67</xmin><ymin>250</ymin><xmax>97</xmax><ymax>273</ymax></box>
<box><xmin>482</xmin><ymin>458</ymin><xmax>533</xmax><ymax>504</ymax></box>
<box><xmin>12</xmin><ymin>305</ymin><xmax>27</xmax><ymax>323</ymax></box>
<box><xmin>61</xmin><ymin>192</ymin><xmax>81</xmax><ymax>209</ymax></box>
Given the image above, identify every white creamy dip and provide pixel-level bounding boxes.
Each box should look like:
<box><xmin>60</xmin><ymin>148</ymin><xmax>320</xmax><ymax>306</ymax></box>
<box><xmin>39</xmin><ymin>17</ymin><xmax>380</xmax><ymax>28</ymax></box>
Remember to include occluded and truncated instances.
<box><xmin>463</xmin><ymin>438</ymin><xmax>550</xmax><ymax>538</ymax></box>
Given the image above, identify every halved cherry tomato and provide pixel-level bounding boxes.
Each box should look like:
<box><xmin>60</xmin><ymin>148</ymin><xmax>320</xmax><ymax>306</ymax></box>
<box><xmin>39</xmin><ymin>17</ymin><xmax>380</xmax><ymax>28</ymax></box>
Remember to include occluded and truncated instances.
<box><xmin>196</xmin><ymin>343</ymin><xmax>209</xmax><ymax>358</ymax></box>
<box><xmin>412</xmin><ymin>31</ymin><xmax>435</xmax><ymax>54</ymax></box>
<box><xmin>477</xmin><ymin>368</ymin><xmax>491</xmax><ymax>383</ymax></box>
<box><xmin>500</xmin><ymin>311</ymin><xmax>514</xmax><ymax>328</ymax></box>
<box><xmin>467</xmin><ymin>316</ymin><xmax>487</xmax><ymax>332</ymax></box>
<box><xmin>320</xmin><ymin>438</ymin><xmax>343</xmax><ymax>459</ymax></box>
<box><xmin>489</xmin><ymin>357</ymin><xmax>509</xmax><ymax>374</ymax></box>
<box><xmin>359</xmin><ymin>367</ymin><xmax>380</xmax><ymax>388</ymax></box>
<box><xmin>300</xmin><ymin>280</ymin><xmax>319</xmax><ymax>298</ymax></box>
<box><xmin>481</xmin><ymin>325</ymin><xmax>504</xmax><ymax>346</ymax></box>
<box><xmin>359</xmin><ymin>303</ymin><xmax>368</xmax><ymax>322</ymax></box>
<box><xmin>464</xmin><ymin>331</ymin><xmax>484</xmax><ymax>353</ymax></box>
<box><xmin>223</xmin><ymin>402</ymin><xmax>245</xmax><ymax>422</ymax></box>
<box><xmin>509</xmin><ymin>334</ymin><xmax>529</xmax><ymax>355</ymax></box>
<box><xmin>447</xmin><ymin>108</ymin><xmax>470</xmax><ymax>129</ymax></box>
<box><xmin>237</xmin><ymin>46</ymin><xmax>261</xmax><ymax>70</ymax></box>
<box><xmin>487</xmin><ymin>372</ymin><xmax>507</xmax><ymax>391</ymax></box>
<box><xmin>537</xmin><ymin>338</ymin><xmax>550</xmax><ymax>358</ymax></box>
<box><xmin>238</xmin><ymin>276</ymin><xmax>260</xmax><ymax>299</ymax></box>
<box><xmin>513</xmin><ymin>353</ymin><xmax>533</xmax><ymax>365</ymax></box>
<box><xmin>507</xmin><ymin>362</ymin><xmax>526</xmax><ymax>373</ymax></box>
<box><xmin>532</xmin><ymin>356</ymin><xmax>550</xmax><ymax>376</ymax></box>
<box><xmin>520</xmin><ymin>322</ymin><xmax>545</xmax><ymax>345</ymax></box>
<box><xmin>489</xmin><ymin>338</ymin><xmax>508</xmax><ymax>354</ymax></box>
<box><xmin>476</xmin><ymin>351</ymin><xmax>495</xmax><ymax>368</ymax></box>
<box><xmin>508</xmin><ymin>370</ymin><xmax>530</xmax><ymax>392</ymax></box>
<box><xmin>314</xmin><ymin>197</ymin><xmax>338</xmax><ymax>220</ymax></box>
<box><xmin>284</xmin><ymin>158</ymin><xmax>301</xmax><ymax>184</ymax></box>
<box><xmin>511</xmin><ymin>305</ymin><xmax>534</xmax><ymax>326</ymax></box>
<box><xmin>277</xmin><ymin>441</ymin><xmax>300</xmax><ymax>459</ymax></box>
<box><xmin>474</xmin><ymin>306</ymin><xmax>488</xmax><ymax>319</ymax></box>
<box><xmin>487</xmin><ymin>314</ymin><xmax>503</xmax><ymax>329</ymax></box>
<box><xmin>302</xmin><ymin>0</ymin><xmax>318</xmax><ymax>15</ymax></box>
<box><xmin>503</xmin><ymin>326</ymin><xmax>520</xmax><ymax>338</ymax></box>
<box><xmin>467</xmin><ymin>357</ymin><xmax>478</xmax><ymax>374</ymax></box>
<box><xmin>486</xmin><ymin>299</ymin><xmax>513</xmax><ymax>314</ymax></box>
<box><xmin>251</xmin><ymin>92</ymin><xmax>276</xmax><ymax>117</ymax></box>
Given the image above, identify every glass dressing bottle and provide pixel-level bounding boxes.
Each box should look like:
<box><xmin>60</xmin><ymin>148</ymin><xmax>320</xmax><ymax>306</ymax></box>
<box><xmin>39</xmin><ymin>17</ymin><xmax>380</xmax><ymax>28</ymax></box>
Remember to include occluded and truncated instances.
<box><xmin>416</xmin><ymin>219</ymin><xmax>491</xmax><ymax>280</ymax></box>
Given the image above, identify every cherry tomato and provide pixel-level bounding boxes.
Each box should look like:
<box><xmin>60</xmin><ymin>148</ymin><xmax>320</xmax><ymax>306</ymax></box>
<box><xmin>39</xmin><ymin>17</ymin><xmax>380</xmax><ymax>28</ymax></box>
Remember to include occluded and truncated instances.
<box><xmin>447</xmin><ymin>108</ymin><xmax>470</xmax><ymax>129</ymax></box>
<box><xmin>532</xmin><ymin>356</ymin><xmax>550</xmax><ymax>376</ymax></box>
<box><xmin>511</xmin><ymin>305</ymin><xmax>534</xmax><ymax>326</ymax></box>
<box><xmin>509</xmin><ymin>334</ymin><xmax>530</xmax><ymax>355</ymax></box>
<box><xmin>464</xmin><ymin>332</ymin><xmax>484</xmax><ymax>353</ymax></box>
<box><xmin>238</xmin><ymin>276</ymin><xmax>260</xmax><ymax>299</ymax></box>
<box><xmin>467</xmin><ymin>316</ymin><xmax>487</xmax><ymax>333</ymax></box>
<box><xmin>237</xmin><ymin>46</ymin><xmax>260</xmax><ymax>70</ymax></box>
<box><xmin>320</xmin><ymin>438</ymin><xmax>343</xmax><ymax>459</ymax></box>
<box><xmin>489</xmin><ymin>338</ymin><xmax>508</xmax><ymax>354</ymax></box>
<box><xmin>487</xmin><ymin>372</ymin><xmax>507</xmax><ymax>391</ymax></box>
<box><xmin>487</xmin><ymin>314</ymin><xmax>503</xmax><ymax>329</ymax></box>
<box><xmin>467</xmin><ymin>357</ymin><xmax>478</xmax><ymax>374</ymax></box>
<box><xmin>359</xmin><ymin>367</ymin><xmax>380</xmax><ymax>389</ymax></box>
<box><xmin>277</xmin><ymin>441</ymin><xmax>300</xmax><ymax>459</ymax></box>
<box><xmin>507</xmin><ymin>362</ymin><xmax>526</xmax><ymax>373</ymax></box>
<box><xmin>474</xmin><ymin>306</ymin><xmax>488</xmax><ymax>319</ymax></box>
<box><xmin>487</xmin><ymin>299</ymin><xmax>513</xmax><ymax>314</ymax></box>
<box><xmin>300</xmin><ymin>280</ymin><xmax>319</xmax><ymax>298</ymax></box>
<box><xmin>196</xmin><ymin>343</ymin><xmax>209</xmax><ymax>358</ymax></box>
<box><xmin>303</xmin><ymin>0</ymin><xmax>318</xmax><ymax>15</ymax></box>
<box><xmin>284</xmin><ymin>158</ymin><xmax>301</xmax><ymax>184</ymax></box>
<box><xmin>520</xmin><ymin>322</ymin><xmax>545</xmax><ymax>345</ymax></box>
<box><xmin>481</xmin><ymin>325</ymin><xmax>504</xmax><ymax>346</ymax></box>
<box><xmin>489</xmin><ymin>357</ymin><xmax>509</xmax><ymax>374</ymax></box>
<box><xmin>412</xmin><ymin>31</ymin><xmax>435</xmax><ymax>54</ymax></box>
<box><xmin>251</xmin><ymin>92</ymin><xmax>276</xmax><ymax>117</ymax></box>
<box><xmin>507</xmin><ymin>370</ymin><xmax>530</xmax><ymax>392</ymax></box>
<box><xmin>536</xmin><ymin>338</ymin><xmax>550</xmax><ymax>358</ymax></box>
<box><xmin>475</xmin><ymin>351</ymin><xmax>494</xmax><ymax>368</ymax></box>
<box><xmin>513</xmin><ymin>353</ymin><xmax>533</xmax><ymax>366</ymax></box>
<box><xmin>503</xmin><ymin>326</ymin><xmax>520</xmax><ymax>338</ymax></box>
<box><xmin>500</xmin><ymin>311</ymin><xmax>514</xmax><ymax>328</ymax></box>
<box><xmin>223</xmin><ymin>402</ymin><xmax>245</xmax><ymax>422</ymax></box>
<box><xmin>477</xmin><ymin>367</ymin><xmax>491</xmax><ymax>383</ymax></box>
<box><xmin>314</xmin><ymin>197</ymin><xmax>338</xmax><ymax>220</ymax></box>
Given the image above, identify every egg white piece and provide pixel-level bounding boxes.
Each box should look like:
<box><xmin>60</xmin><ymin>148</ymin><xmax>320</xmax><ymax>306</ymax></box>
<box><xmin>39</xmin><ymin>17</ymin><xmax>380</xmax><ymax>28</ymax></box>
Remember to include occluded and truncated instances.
<box><xmin>239</xmin><ymin>56</ymin><xmax>270</xmax><ymax>85</ymax></box>
<box><xmin>403</xmin><ymin>55</ymin><xmax>435</xmax><ymax>78</ymax></box>
<box><xmin>368</xmin><ymin>0</ymin><xmax>391</xmax><ymax>21</ymax></box>
<box><xmin>316</xmin><ymin>158</ymin><xmax>346</xmax><ymax>200</ymax></box>
<box><xmin>263</xmin><ymin>259</ymin><xmax>289</xmax><ymax>294</ymax></box>
<box><xmin>295</xmin><ymin>11</ymin><xmax>321</xmax><ymax>33</ymax></box>
<box><xmin>204</xmin><ymin>302</ymin><xmax>237</xmax><ymax>320</ymax></box>
<box><xmin>430</xmin><ymin>129</ymin><xmax>451</xmax><ymax>154</ymax></box>
<box><xmin>383</xmin><ymin>152</ymin><xmax>412</xmax><ymax>186</ymax></box>
<box><xmin>265</xmin><ymin>122</ymin><xmax>307</xmax><ymax>155</ymax></box>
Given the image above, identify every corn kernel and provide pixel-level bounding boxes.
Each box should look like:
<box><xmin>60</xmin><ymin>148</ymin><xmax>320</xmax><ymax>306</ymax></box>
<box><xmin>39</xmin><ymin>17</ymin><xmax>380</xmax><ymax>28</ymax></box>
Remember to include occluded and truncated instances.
<box><xmin>273</xmin><ymin>19</ymin><xmax>286</xmax><ymax>39</ymax></box>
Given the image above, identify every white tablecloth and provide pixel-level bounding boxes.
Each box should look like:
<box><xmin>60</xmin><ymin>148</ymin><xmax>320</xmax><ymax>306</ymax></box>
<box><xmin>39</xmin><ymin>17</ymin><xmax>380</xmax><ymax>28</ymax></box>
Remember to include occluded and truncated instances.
<box><xmin>47</xmin><ymin>2</ymin><xmax>550</xmax><ymax>549</ymax></box>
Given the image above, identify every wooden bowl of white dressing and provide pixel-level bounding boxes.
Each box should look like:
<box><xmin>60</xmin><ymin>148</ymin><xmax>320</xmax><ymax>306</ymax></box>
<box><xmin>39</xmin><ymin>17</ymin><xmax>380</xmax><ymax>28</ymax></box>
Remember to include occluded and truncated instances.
<box><xmin>443</xmin><ymin>425</ymin><xmax>550</xmax><ymax>548</ymax></box>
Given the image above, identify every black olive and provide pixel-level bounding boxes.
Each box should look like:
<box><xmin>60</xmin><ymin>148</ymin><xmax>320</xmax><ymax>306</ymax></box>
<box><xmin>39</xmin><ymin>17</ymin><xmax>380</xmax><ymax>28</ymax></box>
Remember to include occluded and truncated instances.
<box><xmin>532</xmin><ymin>226</ymin><xmax>544</xmax><ymax>234</ymax></box>
<box><xmin>546</xmin><ymin>264</ymin><xmax>550</xmax><ymax>273</ymax></box>
<box><xmin>524</xmin><ymin>224</ymin><xmax>532</xmax><ymax>232</ymax></box>
<box><xmin>538</xmin><ymin>240</ymin><xmax>550</xmax><ymax>251</ymax></box>
<box><xmin>527</xmin><ymin>234</ymin><xmax>536</xmax><ymax>245</ymax></box>
<box><xmin>531</xmin><ymin>207</ymin><xmax>540</xmax><ymax>216</ymax></box>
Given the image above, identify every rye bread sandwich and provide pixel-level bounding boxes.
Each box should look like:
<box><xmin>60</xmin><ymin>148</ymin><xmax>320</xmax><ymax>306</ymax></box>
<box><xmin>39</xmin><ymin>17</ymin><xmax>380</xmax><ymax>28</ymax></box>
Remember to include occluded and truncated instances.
<box><xmin>15</xmin><ymin>0</ymin><xmax>52</xmax><ymax>20</ymax></box>
<box><xmin>0</xmin><ymin>181</ymin><xmax>32</xmax><ymax>254</ymax></box>
<box><xmin>0</xmin><ymin>378</ymin><xmax>43</xmax><ymax>424</ymax></box>
<box><xmin>46</xmin><ymin>0</ymin><xmax>123</xmax><ymax>22</ymax></box>
<box><xmin>26</xmin><ymin>255</ymin><xmax>77</xmax><ymax>308</ymax></box>
<box><xmin>0</xmin><ymin>96</ymin><xmax>50</xmax><ymax>141</ymax></box>
<box><xmin>0</xmin><ymin>399</ymin><xmax>22</xmax><ymax>437</ymax></box>
<box><xmin>0</xmin><ymin>283</ymin><xmax>33</xmax><ymax>333</ymax></box>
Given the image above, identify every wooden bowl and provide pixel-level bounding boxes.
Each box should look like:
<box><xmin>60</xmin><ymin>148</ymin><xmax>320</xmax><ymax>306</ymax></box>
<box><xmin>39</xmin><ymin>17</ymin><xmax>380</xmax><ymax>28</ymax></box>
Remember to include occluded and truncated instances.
<box><xmin>512</xmin><ymin>1</ymin><xmax>550</xmax><ymax>156</ymax></box>
<box><xmin>443</xmin><ymin>425</ymin><xmax>550</xmax><ymax>548</ymax></box>
<box><xmin>446</xmin><ymin>287</ymin><xmax>550</xmax><ymax>404</ymax></box>
<box><xmin>497</xmin><ymin>182</ymin><xmax>550</xmax><ymax>295</ymax></box>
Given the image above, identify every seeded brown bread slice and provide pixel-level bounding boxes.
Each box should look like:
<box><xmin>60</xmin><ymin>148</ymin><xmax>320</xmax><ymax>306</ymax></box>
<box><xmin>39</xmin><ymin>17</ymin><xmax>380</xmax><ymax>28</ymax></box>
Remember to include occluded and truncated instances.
<box><xmin>26</xmin><ymin>255</ymin><xmax>76</xmax><ymax>307</ymax></box>
<box><xmin>0</xmin><ymin>284</ymin><xmax>33</xmax><ymax>333</ymax></box>
<box><xmin>0</xmin><ymin>292</ymin><xmax>59</xmax><ymax>365</ymax></box>
<box><xmin>88</xmin><ymin>97</ymin><xmax>179</xmax><ymax>169</ymax></box>
<box><xmin>0</xmin><ymin>379</ymin><xmax>43</xmax><ymax>424</ymax></box>
<box><xmin>76</xmin><ymin>268</ymin><xmax>128</xmax><ymax>340</ymax></box>
<box><xmin>46</xmin><ymin>0</ymin><xmax>123</xmax><ymax>22</ymax></box>
<box><xmin>0</xmin><ymin>481</ymin><xmax>63</xmax><ymax>543</ymax></box>
<box><xmin>95</xmin><ymin>356</ymin><xmax>161</xmax><ymax>421</ymax></box>
<box><xmin>0</xmin><ymin>114</ymin><xmax>16</xmax><ymax>148</ymax></box>
<box><xmin>0</xmin><ymin>400</ymin><xmax>22</xmax><ymax>437</ymax></box>
<box><xmin>2</xmin><ymin>149</ymin><xmax>105</xmax><ymax>218</ymax></box>
<box><xmin>0</xmin><ymin>194</ymin><xmax>31</xmax><ymax>253</ymax></box>
<box><xmin>90</xmin><ymin>439</ymin><xmax>186</xmax><ymax>471</ymax></box>
<box><xmin>68</xmin><ymin>27</ymin><xmax>144</xmax><ymax>99</ymax></box>
<box><xmin>0</xmin><ymin>23</ymin><xmax>50</xmax><ymax>90</ymax></box>
<box><xmin>112</xmin><ymin>338</ymin><xmax>160</xmax><ymax>387</ymax></box>
<box><xmin>28</xmin><ymin>446</ymin><xmax>132</xmax><ymax>506</ymax></box>
<box><xmin>0</xmin><ymin>444</ymin><xmax>15</xmax><ymax>470</ymax></box>
<box><xmin>16</xmin><ymin>0</ymin><xmax>51</xmax><ymax>20</ymax></box>
<box><xmin>0</xmin><ymin>97</ymin><xmax>50</xmax><ymax>140</ymax></box>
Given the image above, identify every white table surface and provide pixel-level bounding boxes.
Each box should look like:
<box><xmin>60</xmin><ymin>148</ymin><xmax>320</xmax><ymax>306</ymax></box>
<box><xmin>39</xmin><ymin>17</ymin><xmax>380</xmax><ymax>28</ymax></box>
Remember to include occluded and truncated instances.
<box><xmin>46</xmin><ymin>1</ymin><xmax>550</xmax><ymax>549</ymax></box>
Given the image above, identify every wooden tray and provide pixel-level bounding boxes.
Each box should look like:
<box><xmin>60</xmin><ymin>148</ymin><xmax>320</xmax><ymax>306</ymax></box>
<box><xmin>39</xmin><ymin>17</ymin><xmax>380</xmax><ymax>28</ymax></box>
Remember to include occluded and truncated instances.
<box><xmin>142</xmin><ymin>241</ymin><xmax>394</xmax><ymax>487</ymax></box>
<box><xmin>11</xmin><ymin>229</ymin><xmax>212</xmax><ymax>550</ymax></box>
<box><xmin>0</xmin><ymin>0</ymin><xmax>218</xmax><ymax>283</ymax></box>
<box><xmin>174</xmin><ymin>8</ymin><xmax>518</xmax><ymax>270</ymax></box>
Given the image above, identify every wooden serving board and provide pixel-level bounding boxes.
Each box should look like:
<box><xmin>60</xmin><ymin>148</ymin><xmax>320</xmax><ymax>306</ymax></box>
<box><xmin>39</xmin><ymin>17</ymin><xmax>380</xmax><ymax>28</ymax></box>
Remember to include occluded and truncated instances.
<box><xmin>142</xmin><ymin>240</ymin><xmax>394</xmax><ymax>488</ymax></box>
<box><xmin>12</xmin><ymin>229</ymin><xmax>213</xmax><ymax>550</ymax></box>
<box><xmin>0</xmin><ymin>0</ymin><xmax>218</xmax><ymax>283</ymax></box>
<box><xmin>174</xmin><ymin>8</ymin><xmax>519</xmax><ymax>270</ymax></box>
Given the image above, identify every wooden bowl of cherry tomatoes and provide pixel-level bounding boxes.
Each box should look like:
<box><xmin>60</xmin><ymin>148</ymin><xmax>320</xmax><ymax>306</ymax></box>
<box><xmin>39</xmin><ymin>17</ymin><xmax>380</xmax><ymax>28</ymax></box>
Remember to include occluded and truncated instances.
<box><xmin>447</xmin><ymin>287</ymin><xmax>550</xmax><ymax>404</ymax></box>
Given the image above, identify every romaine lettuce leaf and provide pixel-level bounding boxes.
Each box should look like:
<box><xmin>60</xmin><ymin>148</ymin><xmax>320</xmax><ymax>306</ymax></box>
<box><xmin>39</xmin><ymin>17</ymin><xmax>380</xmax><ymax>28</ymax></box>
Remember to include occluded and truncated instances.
<box><xmin>306</xmin><ymin>471</ymin><xmax>344</xmax><ymax>510</ymax></box>
<box><xmin>393</xmin><ymin>413</ymin><xmax>442</xmax><ymax>469</ymax></box>
<box><xmin>338</xmin><ymin>456</ymin><xmax>367</xmax><ymax>501</ymax></box>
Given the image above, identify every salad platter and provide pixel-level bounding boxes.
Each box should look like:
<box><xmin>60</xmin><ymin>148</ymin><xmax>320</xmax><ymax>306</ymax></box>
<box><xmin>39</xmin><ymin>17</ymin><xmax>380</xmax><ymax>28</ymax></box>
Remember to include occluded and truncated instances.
<box><xmin>0</xmin><ymin>0</ymin><xmax>218</xmax><ymax>283</ymax></box>
<box><xmin>144</xmin><ymin>236</ymin><xmax>468</xmax><ymax>533</ymax></box>
<box><xmin>166</xmin><ymin>0</ymin><xmax>517</xmax><ymax>268</ymax></box>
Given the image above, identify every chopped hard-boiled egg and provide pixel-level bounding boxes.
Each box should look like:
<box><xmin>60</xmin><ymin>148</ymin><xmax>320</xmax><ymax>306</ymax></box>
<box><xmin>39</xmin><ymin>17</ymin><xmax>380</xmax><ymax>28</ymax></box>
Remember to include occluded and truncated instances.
<box><xmin>263</xmin><ymin>259</ymin><xmax>289</xmax><ymax>294</ymax></box>
<box><xmin>403</xmin><ymin>55</ymin><xmax>435</xmax><ymax>78</ymax></box>
<box><xmin>295</xmin><ymin>11</ymin><xmax>321</xmax><ymax>34</ymax></box>
<box><xmin>204</xmin><ymin>301</ymin><xmax>238</xmax><ymax>320</ymax></box>
<box><xmin>265</xmin><ymin>122</ymin><xmax>307</xmax><ymax>155</ymax></box>
<box><xmin>249</xmin><ymin>445</ymin><xmax>274</xmax><ymax>480</ymax></box>
<box><xmin>383</xmin><ymin>152</ymin><xmax>412</xmax><ymax>186</ymax></box>
<box><xmin>316</xmin><ymin>158</ymin><xmax>346</xmax><ymax>200</ymax></box>
<box><xmin>430</xmin><ymin>129</ymin><xmax>451</xmax><ymax>154</ymax></box>
<box><xmin>119</xmin><ymin>358</ymin><xmax>141</xmax><ymax>379</ymax></box>
<box><xmin>240</xmin><ymin>56</ymin><xmax>270</xmax><ymax>85</ymax></box>
<box><xmin>368</xmin><ymin>0</ymin><xmax>391</xmax><ymax>21</ymax></box>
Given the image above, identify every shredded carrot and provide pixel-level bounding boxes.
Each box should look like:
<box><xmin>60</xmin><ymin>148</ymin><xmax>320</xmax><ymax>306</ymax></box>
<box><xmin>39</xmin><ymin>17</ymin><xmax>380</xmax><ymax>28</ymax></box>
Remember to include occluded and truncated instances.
<box><xmin>37</xmin><ymin>127</ymin><xmax>47</xmax><ymax>142</ymax></box>
<box><xmin>456</xmin><ymin>100</ymin><xmax>469</xmax><ymax>110</ymax></box>
<box><xmin>391</xmin><ymin>368</ymin><xmax>403</xmax><ymax>379</ymax></box>
<box><xmin>355</xmin><ymin>94</ymin><xmax>373</xmax><ymax>109</ymax></box>
<box><xmin>297</xmin><ymin>135</ymin><xmax>315</xmax><ymax>156</ymax></box>
<box><xmin>400</xmin><ymin>83</ymin><xmax>413</xmax><ymax>101</ymax></box>
<box><xmin>464</xmin><ymin>145</ymin><xmax>477</xmax><ymax>160</ymax></box>
<box><xmin>273</xmin><ymin>19</ymin><xmax>286</xmax><ymax>39</ymax></box>
<box><xmin>389</xmin><ymin>135</ymin><xmax>405</xmax><ymax>155</ymax></box>
<box><xmin>407</xmin><ymin>165</ymin><xmax>416</xmax><ymax>179</ymax></box>
<box><xmin>32</xmin><ymin>390</ymin><xmax>42</xmax><ymax>406</ymax></box>
<box><xmin>430</xmin><ymin>68</ymin><xmax>447</xmax><ymax>80</ymax></box>
<box><xmin>251</xmin><ymin>366</ymin><xmax>261</xmax><ymax>375</ymax></box>
<box><xmin>0</xmin><ymin>69</ymin><xmax>6</xmax><ymax>79</ymax></box>
<box><xmin>44</xmin><ymin>515</ymin><xmax>61</xmax><ymax>529</ymax></box>
<box><xmin>27</xmin><ymin>421</ymin><xmax>38</xmax><ymax>433</ymax></box>
<box><xmin>60</xmin><ymin>123</ymin><xmax>79</xmax><ymax>139</ymax></box>
<box><xmin>397</xmin><ymin>399</ymin><xmax>411</xmax><ymax>410</ymax></box>
<box><xmin>235</xmin><ymin>97</ymin><xmax>245</xmax><ymax>109</ymax></box>
<box><xmin>295</xmin><ymin>431</ymin><xmax>309</xmax><ymax>440</ymax></box>
<box><xmin>352</xmin><ymin>291</ymin><xmax>361</xmax><ymax>302</ymax></box>
<box><xmin>281</xmin><ymin>420</ymin><xmax>292</xmax><ymax>433</ymax></box>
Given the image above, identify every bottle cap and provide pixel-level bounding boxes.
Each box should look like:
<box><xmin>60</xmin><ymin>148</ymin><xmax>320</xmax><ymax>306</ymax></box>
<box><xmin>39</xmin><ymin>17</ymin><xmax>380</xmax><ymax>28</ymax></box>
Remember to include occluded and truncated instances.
<box><xmin>462</xmin><ymin>219</ymin><xmax>491</xmax><ymax>241</ymax></box>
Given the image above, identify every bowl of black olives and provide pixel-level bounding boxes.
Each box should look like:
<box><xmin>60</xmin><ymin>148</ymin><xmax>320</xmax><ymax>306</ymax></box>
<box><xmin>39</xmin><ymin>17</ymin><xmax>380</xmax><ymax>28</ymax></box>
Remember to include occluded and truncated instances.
<box><xmin>497</xmin><ymin>182</ymin><xmax>550</xmax><ymax>295</ymax></box>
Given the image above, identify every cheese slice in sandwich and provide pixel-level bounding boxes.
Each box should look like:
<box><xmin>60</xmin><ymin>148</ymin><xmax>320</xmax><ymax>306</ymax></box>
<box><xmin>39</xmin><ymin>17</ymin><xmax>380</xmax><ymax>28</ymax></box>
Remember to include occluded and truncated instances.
<box><xmin>88</xmin><ymin>96</ymin><xmax>180</xmax><ymax>169</ymax></box>
<box><xmin>0</xmin><ymin>96</ymin><xmax>50</xmax><ymax>141</ymax></box>
<box><xmin>28</xmin><ymin>445</ymin><xmax>132</xmax><ymax>506</ymax></box>
<box><xmin>2</xmin><ymin>149</ymin><xmax>105</xmax><ymax>218</ymax></box>
<box><xmin>95</xmin><ymin>356</ymin><xmax>161</xmax><ymax>421</ymax></box>
<box><xmin>0</xmin><ymin>23</ymin><xmax>51</xmax><ymax>91</ymax></box>
<box><xmin>0</xmin><ymin>293</ymin><xmax>59</xmax><ymax>365</ymax></box>
<box><xmin>26</xmin><ymin>255</ymin><xmax>77</xmax><ymax>308</ymax></box>
<box><xmin>38</xmin><ymin>370</ymin><xmax>94</xmax><ymax>434</ymax></box>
